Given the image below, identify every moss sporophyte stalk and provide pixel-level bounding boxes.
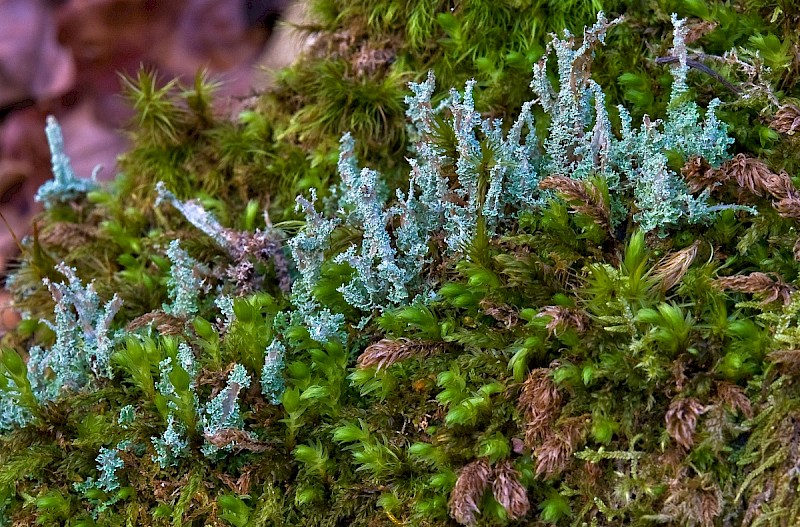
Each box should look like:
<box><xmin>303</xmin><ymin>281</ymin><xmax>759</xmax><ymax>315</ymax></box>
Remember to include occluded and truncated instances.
<box><xmin>3</xmin><ymin>4</ymin><xmax>800</xmax><ymax>526</ymax></box>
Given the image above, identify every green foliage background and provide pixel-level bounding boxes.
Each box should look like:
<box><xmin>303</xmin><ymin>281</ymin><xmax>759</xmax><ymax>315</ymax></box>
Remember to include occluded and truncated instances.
<box><xmin>3</xmin><ymin>0</ymin><xmax>800</xmax><ymax>526</ymax></box>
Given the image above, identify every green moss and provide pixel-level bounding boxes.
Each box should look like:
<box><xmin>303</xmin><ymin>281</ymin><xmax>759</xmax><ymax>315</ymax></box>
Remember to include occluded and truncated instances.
<box><xmin>4</xmin><ymin>1</ymin><xmax>800</xmax><ymax>526</ymax></box>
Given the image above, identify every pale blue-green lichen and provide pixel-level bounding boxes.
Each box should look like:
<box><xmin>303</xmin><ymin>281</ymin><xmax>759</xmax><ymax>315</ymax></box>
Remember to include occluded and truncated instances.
<box><xmin>35</xmin><ymin>116</ymin><xmax>99</xmax><ymax>210</ymax></box>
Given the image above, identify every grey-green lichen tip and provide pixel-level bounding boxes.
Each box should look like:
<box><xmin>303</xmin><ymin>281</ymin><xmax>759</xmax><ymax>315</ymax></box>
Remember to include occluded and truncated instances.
<box><xmin>35</xmin><ymin>115</ymin><xmax>99</xmax><ymax>210</ymax></box>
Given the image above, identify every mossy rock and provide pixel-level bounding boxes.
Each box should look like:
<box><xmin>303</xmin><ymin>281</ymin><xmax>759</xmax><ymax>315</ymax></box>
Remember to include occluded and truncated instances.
<box><xmin>3</xmin><ymin>2</ymin><xmax>800</xmax><ymax>526</ymax></box>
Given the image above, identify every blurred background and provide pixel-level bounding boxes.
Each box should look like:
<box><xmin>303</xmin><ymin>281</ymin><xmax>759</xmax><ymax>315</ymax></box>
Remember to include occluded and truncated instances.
<box><xmin>0</xmin><ymin>0</ymin><xmax>306</xmax><ymax>283</ymax></box>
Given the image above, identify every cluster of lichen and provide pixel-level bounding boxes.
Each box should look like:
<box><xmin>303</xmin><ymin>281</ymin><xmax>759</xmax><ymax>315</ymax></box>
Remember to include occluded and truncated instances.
<box><xmin>4</xmin><ymin>1</ymin><xmax>800</xmax><ymax>526</ymax></box>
